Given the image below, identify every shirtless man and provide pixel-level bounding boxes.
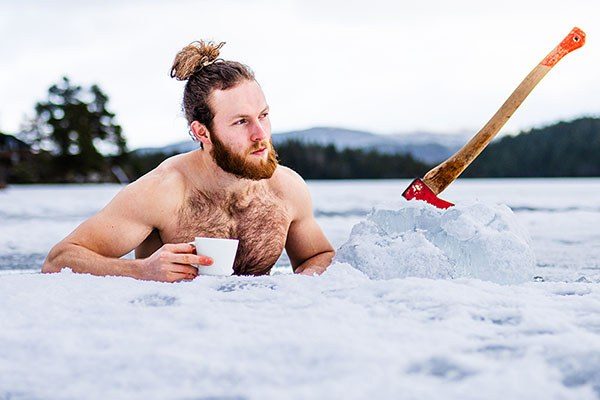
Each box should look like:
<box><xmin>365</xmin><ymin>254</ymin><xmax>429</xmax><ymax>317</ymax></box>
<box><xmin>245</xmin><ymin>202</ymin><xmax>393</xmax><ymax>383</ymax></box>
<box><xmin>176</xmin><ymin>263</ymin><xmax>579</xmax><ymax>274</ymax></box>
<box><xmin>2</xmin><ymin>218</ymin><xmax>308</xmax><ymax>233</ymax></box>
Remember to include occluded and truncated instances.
<box><xmin>42</xmin><ymin>40</ymin><xmax>335</xmax><ymax>282</ymax></box>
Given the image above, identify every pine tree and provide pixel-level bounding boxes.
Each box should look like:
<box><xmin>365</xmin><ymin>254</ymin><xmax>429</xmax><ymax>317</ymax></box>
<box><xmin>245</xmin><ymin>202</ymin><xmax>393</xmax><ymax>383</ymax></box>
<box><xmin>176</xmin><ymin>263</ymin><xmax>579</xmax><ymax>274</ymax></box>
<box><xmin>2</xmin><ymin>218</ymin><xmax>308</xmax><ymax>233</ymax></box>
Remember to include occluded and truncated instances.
<box><xmin>19</xmin><ymin>77</ymin><xmax>127</xmax><ymax>182</ymax></box>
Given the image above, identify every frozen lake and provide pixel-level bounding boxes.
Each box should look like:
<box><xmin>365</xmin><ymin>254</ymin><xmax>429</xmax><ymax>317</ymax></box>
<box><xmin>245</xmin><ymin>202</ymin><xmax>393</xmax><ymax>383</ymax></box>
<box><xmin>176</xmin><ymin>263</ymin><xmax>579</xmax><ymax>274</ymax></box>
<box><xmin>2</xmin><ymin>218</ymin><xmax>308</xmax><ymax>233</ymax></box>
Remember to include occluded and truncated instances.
<box><xmin>1</xmin><ymin>179</ymin><xmax>600</xmax><ymax>399</ymax></box>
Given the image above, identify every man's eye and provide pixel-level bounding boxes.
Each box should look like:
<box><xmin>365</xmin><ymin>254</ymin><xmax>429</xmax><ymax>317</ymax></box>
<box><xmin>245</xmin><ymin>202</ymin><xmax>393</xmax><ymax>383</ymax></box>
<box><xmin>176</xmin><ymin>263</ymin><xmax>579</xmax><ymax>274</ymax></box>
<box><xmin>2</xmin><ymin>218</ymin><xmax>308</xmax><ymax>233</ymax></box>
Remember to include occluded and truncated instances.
<box><xmin>234</xmin><ymin>119</ymin><xmax>246</xmax><ymax>125</ymax></box>
<box><xmin>259</xmin><ymin>112</ymin><xmax>269</xmax><ymax>119</ymax></box>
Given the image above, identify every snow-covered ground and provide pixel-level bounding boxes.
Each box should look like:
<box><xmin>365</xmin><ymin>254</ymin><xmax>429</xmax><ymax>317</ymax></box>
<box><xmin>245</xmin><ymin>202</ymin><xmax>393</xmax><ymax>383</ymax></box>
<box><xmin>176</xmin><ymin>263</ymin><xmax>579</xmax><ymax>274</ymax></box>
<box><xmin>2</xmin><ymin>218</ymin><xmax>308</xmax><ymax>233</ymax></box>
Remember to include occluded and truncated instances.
<box><xmin>1</xmin><ymin>179</ymin><xmax>599</xmax><ymax>399</ymax></box>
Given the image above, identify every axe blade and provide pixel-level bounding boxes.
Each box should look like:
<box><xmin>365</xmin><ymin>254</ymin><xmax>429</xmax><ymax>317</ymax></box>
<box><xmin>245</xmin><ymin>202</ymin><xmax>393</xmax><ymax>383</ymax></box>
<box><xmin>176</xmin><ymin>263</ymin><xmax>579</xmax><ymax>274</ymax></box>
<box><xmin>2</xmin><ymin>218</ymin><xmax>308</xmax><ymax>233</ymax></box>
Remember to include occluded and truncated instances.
<box><xmin>402</xmin><ymin>178</ymin><xmax>454</xmax><ymax>209</ymax></box>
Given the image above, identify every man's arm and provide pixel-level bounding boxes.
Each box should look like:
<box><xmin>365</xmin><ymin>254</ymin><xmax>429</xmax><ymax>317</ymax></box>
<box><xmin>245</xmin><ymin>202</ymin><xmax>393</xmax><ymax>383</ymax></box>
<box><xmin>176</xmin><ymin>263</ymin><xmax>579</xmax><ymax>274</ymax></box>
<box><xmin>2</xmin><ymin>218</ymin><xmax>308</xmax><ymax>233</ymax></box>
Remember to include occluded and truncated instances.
<box><xmin>42</xmin><ymin>170</ymin><xmax>211</xmax><ymax>282</ymax></box>
<box><xmin>282</xmin><ymin>169</ymin><xmax>335</xmax><ymax>275</ymax></box>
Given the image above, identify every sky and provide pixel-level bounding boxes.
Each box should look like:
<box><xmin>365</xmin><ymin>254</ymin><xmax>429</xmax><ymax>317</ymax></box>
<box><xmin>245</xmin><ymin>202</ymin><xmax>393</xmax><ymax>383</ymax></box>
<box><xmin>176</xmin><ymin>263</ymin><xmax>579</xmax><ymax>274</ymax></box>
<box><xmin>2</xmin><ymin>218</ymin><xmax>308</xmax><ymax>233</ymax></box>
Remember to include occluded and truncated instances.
<box><xmin>0</xmin><ymin>0</ymin><xmax>598</xmax><ymax>149</ymax></box>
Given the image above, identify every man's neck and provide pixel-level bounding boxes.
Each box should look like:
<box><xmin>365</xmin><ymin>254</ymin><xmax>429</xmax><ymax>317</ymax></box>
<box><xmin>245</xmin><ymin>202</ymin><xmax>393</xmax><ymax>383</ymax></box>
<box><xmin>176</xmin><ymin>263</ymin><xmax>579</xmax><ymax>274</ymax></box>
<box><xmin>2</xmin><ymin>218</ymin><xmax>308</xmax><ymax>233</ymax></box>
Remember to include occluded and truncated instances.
<box><xmin>192</xmin><ymin>149</ymin><xmax>260</xmax><ymax>198</ymax></box>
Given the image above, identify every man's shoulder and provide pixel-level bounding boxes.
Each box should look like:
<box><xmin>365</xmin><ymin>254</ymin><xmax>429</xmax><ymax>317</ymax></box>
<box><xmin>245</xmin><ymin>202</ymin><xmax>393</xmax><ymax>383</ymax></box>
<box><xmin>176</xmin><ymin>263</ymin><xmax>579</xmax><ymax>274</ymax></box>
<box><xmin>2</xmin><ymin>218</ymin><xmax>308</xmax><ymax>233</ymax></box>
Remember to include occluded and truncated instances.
<box><xmin>269</xmin><ymin>165</ymin><xmax>307</xmax><ymax>195</ymax></box>
<box><xmin>268</xmin><ymin>166</ymin><xmax>312</xmax><ymax>218</ymax></box>
<box><xmin>138</xmin><ymin>155</ymin><xmax>187</xmax><ymax>186</ymax></box>
<box><xmin>125</xmin><ymin>154</ymin><xmax>190</xmax><ymax>205</ymax></box>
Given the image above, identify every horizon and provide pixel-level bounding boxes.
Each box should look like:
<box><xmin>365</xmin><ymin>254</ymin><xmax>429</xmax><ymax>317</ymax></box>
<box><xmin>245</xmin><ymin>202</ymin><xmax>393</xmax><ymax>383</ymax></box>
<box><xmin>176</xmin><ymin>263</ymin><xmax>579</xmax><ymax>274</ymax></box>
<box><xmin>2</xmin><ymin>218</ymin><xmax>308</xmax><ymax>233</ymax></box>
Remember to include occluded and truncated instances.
<box><xmin>2</xmin><ymin>113</ymin><xmax>596</xmax><ymax>152</ymax></box>
<box><xmin>1</xmin><ymin>0</ymin><xmax>598</xmax><ymax>149</ymax></box>
<box><xmin>133</xmin><ymin>115</ymin><xmax>595</xmax><ymax>151</ymax></box>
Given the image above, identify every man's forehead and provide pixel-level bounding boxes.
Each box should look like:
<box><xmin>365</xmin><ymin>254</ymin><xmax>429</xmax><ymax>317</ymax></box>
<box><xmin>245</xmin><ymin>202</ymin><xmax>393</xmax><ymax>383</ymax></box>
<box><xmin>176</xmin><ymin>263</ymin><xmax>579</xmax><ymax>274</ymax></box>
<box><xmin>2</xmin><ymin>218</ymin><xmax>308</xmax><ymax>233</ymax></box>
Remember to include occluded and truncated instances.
<box><xmin>210</xmin><ymin>80</ymin><xmax>267</xmax><ymax>118</ymax></box>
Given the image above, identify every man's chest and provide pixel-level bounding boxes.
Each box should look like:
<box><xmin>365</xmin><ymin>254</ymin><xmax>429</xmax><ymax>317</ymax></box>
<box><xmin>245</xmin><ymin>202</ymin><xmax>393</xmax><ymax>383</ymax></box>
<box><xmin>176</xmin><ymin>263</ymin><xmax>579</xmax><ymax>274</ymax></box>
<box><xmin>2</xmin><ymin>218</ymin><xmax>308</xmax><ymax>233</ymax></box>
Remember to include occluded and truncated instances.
<box><xmin>162</xmin><ymin>192</ymin><xmax>291</xmax><ymax>275</ymax></box>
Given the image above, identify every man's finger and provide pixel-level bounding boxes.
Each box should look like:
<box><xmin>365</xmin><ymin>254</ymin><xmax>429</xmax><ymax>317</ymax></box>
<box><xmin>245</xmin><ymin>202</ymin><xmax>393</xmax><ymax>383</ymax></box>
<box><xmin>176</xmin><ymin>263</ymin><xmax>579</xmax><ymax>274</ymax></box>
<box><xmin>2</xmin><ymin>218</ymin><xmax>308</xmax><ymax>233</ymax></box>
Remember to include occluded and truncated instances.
<box><xmin>163</xmin><ymin>242</ymin><xmax>196</xmax><ymax>254</ymax></box>
<box><xmin>167</xmin><ymin>271</ymin><xmax>197</xmax><ymax>282</ymax></box>
<box><xmin>168</xmin><ymin>264</ymin><xmax>200</xmax><ymax>275</ymax></box>
<box><xmin>166</xmin><ymin>252</ymin><xmax>213</xmax><ymax>266</ymax></box>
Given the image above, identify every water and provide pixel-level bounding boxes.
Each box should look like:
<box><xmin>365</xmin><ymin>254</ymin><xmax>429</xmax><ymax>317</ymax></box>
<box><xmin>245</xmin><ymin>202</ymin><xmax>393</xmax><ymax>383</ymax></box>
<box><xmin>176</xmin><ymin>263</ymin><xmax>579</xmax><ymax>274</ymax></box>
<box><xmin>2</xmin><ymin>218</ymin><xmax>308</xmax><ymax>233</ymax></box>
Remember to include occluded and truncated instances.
<box><xmin>1</xmin><ymin>179</ymin><xmax>599</xmax><ymax>281</ymax></box>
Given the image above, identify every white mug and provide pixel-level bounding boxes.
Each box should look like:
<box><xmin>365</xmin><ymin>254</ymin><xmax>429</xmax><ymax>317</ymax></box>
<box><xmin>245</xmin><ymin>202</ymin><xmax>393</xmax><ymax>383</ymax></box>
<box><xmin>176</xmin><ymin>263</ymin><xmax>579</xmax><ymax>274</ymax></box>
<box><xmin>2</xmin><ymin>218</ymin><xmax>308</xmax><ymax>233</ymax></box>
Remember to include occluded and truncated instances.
<box><xmin>191</xmin><ymin>237</ymin><xmax>239</xmax><ymax>276</ymax></box>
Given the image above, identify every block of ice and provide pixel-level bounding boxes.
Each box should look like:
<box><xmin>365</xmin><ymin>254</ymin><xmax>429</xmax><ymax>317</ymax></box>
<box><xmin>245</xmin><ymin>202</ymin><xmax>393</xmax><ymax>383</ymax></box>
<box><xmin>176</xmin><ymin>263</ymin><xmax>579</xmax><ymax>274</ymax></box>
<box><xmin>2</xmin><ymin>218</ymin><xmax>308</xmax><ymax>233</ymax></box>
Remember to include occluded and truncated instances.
<box><xmin>335</xmin><ymin>200</ymin><xmax>536</xmax><ymax>284</ymax></box>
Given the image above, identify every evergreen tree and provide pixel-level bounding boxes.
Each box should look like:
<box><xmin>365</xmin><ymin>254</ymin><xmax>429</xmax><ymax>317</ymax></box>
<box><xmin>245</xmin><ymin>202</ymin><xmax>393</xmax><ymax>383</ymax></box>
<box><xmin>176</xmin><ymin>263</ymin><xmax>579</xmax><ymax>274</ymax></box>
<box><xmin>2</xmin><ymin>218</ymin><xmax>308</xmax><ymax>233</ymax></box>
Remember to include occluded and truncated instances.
<box><xmin>19</xmin><ymin>77</ymin><xmax>127</xmax><ymax>182</ymax></box>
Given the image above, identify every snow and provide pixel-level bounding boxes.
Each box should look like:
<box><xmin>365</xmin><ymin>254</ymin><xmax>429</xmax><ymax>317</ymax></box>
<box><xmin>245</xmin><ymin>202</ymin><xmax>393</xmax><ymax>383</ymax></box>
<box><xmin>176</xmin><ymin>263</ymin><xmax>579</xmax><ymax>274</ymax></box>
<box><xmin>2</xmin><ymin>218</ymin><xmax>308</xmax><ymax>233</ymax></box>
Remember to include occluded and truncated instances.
<box><xmin>2</xmin><ymin>265</ymin><xmax>600</xmax><ymax>399</ymax></box>
<box><xmin>1</xmin><ymin>179</ymin><xmax>600</xmax><ymax>399</ymax></box>
<box><xmin>336</xmin><ymin>200</ymin><xmax>536</xmax><ymax>284</ymax></box>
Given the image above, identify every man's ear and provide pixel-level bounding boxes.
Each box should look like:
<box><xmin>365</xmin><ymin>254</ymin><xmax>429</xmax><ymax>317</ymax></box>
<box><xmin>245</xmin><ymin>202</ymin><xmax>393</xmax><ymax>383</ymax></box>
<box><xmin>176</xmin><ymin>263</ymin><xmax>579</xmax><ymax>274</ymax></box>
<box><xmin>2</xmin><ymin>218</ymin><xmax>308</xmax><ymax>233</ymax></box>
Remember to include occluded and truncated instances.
<box><xmin>190</xmin><ymin>121</ymin><xmax>212</xmax><ymax>148</ymax></box>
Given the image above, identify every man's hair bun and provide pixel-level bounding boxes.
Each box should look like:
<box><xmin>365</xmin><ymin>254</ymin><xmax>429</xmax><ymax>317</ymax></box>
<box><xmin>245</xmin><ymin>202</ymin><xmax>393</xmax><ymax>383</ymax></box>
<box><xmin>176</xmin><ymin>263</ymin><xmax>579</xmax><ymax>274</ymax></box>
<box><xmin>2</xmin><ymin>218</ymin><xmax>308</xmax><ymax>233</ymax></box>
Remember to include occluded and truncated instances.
<box><xmin>170</xmin><ymin>40</ymin><xmax>225</xmax><ymax>81</ymax></box>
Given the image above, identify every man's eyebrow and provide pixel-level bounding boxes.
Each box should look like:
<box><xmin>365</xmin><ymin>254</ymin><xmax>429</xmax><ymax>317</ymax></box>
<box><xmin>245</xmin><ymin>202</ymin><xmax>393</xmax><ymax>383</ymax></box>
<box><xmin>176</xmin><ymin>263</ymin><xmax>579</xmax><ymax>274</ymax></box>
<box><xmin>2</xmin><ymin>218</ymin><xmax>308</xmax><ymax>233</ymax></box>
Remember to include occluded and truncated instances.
<box><xmin>230</xmin><ymin>106</ymin><xmax>270</xmax><ymax>120</ymax></box>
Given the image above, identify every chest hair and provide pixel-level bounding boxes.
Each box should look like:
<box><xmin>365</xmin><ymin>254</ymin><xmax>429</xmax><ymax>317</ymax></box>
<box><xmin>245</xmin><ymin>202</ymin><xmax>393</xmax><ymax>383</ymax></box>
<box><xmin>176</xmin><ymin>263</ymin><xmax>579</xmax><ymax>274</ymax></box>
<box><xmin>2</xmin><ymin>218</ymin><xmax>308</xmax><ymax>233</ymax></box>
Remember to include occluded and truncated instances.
<box><xmin>173</xmin><ymin>185</ymin><xmax>290</xmax><ymax>275</ymax></box>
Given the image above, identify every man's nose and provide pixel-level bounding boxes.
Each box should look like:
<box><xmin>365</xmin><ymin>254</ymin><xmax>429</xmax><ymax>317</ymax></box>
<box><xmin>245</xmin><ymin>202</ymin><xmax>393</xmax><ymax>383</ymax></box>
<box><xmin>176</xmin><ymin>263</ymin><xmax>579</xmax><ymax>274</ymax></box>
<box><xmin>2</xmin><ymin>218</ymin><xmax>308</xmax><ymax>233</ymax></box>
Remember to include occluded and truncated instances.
<box><xmin>250</xmin><ymin>120</ymin><xmax>267</xmax><ymax>142</ymax></box>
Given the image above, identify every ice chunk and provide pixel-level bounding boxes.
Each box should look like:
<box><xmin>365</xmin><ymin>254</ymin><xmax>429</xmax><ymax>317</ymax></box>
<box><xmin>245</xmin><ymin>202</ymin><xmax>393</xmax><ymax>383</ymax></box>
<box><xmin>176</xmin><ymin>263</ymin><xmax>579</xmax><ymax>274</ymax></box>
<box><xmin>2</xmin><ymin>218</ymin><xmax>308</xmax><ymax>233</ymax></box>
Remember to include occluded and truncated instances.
<box><xmin>335</xmin><ymin>200</ymin><xmax>536</xmax><ymax>284</ymax></box>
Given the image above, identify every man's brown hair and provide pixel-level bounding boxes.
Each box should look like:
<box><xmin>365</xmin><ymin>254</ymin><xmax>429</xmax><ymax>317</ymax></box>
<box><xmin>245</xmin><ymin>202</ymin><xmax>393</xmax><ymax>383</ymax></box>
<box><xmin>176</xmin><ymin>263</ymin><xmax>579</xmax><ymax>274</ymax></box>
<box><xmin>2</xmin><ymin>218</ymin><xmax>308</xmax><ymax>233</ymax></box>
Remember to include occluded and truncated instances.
<box><xmin>170</xmin><ymin>40</ymin><xmax>255</xmax><ymax>133</ymax></box>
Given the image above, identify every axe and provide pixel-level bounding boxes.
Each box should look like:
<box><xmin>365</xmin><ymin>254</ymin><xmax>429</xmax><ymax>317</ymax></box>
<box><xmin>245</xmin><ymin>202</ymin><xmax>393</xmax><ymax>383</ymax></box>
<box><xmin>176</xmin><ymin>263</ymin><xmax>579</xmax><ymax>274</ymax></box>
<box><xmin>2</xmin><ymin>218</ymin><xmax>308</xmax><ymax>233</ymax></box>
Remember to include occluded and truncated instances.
<box><xmin>402</xmin><ymin>27</ymin><xmax>586</xmax><ymax>209</ymax></box>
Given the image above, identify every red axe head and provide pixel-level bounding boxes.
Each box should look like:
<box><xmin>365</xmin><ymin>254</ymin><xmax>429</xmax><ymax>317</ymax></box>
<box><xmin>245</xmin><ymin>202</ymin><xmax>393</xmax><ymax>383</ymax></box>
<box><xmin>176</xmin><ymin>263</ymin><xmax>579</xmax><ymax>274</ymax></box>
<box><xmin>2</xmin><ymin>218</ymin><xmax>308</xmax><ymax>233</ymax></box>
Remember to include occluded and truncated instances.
<box><xmin>402</xmin><ymin>178</ymin><xmax>454</xmax><ymax>209</ymax></box>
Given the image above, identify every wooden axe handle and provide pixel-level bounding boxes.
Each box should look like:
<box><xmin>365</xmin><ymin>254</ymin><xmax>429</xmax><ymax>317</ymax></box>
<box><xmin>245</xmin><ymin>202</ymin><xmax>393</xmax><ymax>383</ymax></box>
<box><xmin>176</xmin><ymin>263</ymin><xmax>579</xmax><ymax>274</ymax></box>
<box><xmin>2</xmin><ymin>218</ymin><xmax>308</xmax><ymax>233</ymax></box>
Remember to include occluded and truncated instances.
<box><xmin>423</xmin><ymin>27</ymin><xmax>586</xmax><ymax>195</ymax></box>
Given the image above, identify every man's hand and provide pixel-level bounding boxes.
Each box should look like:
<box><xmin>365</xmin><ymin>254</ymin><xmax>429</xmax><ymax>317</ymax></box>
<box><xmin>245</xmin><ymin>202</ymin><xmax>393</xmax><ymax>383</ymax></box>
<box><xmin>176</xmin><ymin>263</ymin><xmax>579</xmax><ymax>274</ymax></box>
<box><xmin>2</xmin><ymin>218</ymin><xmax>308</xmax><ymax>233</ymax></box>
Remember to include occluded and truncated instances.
<box><xmin>297</xmin><ymin>264</ymin><xmax>327</xmax><ymax>276</ymax></box>
<box><xmin>138</xmin><ymin>243</ymin><xmax>213</xmax><ymax>282</ymax></box>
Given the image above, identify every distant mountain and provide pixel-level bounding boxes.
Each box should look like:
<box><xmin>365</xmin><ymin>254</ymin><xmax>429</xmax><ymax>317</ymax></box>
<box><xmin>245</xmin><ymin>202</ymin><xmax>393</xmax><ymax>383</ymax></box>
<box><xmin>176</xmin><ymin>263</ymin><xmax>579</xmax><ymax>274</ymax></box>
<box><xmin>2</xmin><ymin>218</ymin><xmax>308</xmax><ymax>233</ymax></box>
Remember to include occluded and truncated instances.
<box><xmin>390</xmin><ymin>131</ymin><xmax>472</xmax><ymax>148</ymax></box>
<box><xmin>388</xmin><ymin>131</ymin><xmax>472</xmax><ymax>164</ymax></box>
<box><xmin>133</xmin><ymin>127</ymin><xmax>470</xmax><ymax>164</ymax></box>
<box><xmin>273</xmin><ymin>127</ymin><xmax>393</xmax><ymax>149</ymax></box>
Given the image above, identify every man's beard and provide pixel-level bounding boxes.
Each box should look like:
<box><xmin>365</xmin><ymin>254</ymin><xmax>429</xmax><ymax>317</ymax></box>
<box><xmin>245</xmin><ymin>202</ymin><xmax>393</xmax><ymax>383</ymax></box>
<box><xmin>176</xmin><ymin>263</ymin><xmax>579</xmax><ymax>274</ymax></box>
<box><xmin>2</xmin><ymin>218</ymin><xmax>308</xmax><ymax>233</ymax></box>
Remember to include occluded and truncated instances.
<box><xmin>210</xmin><ymin>133</ymin><xmax>279</xmax><ymax>181</ymax></box>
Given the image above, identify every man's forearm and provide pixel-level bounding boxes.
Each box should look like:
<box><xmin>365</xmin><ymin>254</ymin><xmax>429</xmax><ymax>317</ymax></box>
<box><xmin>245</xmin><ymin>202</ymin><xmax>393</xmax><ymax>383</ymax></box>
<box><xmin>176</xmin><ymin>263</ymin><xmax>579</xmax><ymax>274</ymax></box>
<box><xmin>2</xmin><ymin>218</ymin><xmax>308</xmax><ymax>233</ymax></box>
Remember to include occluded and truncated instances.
<box><xmin>294</xmin><ymin>250</ymin><xmax>335</xmax><ymax>275</ymax></box>
<box><xmin>42</xmin><ymin>242</ymin><xmax>142</xmax><ymax>279</ymax></box>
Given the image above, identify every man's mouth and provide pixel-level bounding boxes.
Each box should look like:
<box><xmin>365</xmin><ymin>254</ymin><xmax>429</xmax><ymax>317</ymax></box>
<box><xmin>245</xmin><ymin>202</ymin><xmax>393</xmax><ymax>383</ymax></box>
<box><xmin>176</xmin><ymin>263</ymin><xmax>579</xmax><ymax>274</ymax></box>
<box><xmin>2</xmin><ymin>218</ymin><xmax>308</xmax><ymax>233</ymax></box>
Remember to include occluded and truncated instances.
<box><xmin>251</xmin><ymin>148</ymin><xmax>266</xmax><ymax>156</ymax></box>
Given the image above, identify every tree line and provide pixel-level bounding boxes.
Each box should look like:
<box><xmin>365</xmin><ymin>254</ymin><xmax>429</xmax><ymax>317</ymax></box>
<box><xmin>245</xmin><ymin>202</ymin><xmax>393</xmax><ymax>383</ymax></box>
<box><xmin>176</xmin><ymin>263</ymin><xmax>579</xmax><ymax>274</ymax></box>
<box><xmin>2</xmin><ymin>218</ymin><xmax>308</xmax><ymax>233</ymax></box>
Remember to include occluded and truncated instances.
<box><xmin>1</xmin><ymin>77</ymin><xmax>599</xmax><ymax>185</ymax></box>
<box><xmin>465</xmin><ymin>117</ymin><xmax>600</xmax><ymax>177</ymax></box>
